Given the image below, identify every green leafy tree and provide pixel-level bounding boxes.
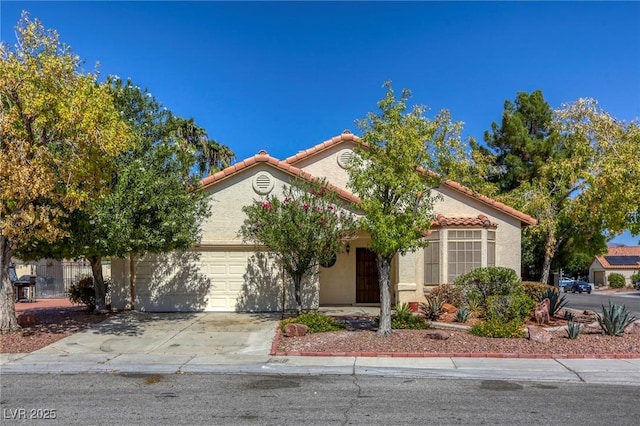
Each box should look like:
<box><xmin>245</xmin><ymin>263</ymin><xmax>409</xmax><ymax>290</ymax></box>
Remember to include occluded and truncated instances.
<box><xmin>17</xmin><ymin>78</ymin><xmax>213</xmax><ymax>312</ymax></box>
<box><xmin>475</xmin><ymin>91</ymin><xmax>632</xmax><ymax>283</ymax></box>
<box><xmin>240</xmin><ymin>179</ymin><xmax>357</xmax><ymax>314</ymax></box>
<box><xmin>482</xmin><ymin>90</ymin><xmax>558</xmax><ymax>192</ymax></box>
<box><xmin>513</xmin><ymin>99</ymin><xmax>638</xmax><ymax>283</ymax></box>
<box><xmin>0</xmin><ymin>14</ymin><xmax>133</xmax><ymax>332</ymax></box>
<box><xmin>348</xmin><ymin>82</ymin><xmax>469</xmax><ymax>336</ymax></box>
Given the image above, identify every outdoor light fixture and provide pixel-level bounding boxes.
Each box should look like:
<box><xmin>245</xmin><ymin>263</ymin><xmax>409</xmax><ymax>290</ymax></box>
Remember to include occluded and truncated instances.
<box><xmin>346</xmin><ymin>243</ymin><xmax>350</xmax><ymax>255</ymax></box>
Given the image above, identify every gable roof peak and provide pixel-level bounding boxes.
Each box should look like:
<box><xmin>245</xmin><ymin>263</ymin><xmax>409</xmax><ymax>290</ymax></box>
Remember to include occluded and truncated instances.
<box><xmin>285</xmin><ymin>131</ymin><xmax>360</xmax><ymax>164</ymax></box>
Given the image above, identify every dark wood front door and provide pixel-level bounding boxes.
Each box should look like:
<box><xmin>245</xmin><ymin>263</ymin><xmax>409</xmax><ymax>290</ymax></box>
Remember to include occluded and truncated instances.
<box><xmin>356</xmin><ymin>248</ymin><xmax>379</xmax><ymax>303</ymax></box>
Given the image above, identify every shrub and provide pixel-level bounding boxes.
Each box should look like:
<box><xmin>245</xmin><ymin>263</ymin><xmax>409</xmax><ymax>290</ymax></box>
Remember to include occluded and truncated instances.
<box><xmin>280</xmin><ymin>312</ymin><xmax>345</xmax><ymax>334</ymax></box>
<box><xmin>68</xmin><ymin>276</ymin><xmax>111</xmax><ymax>312</ymax></box>
<box><xmin>542</xmin><ymin>288</ymin><xmax>568</xmax><ymax>317</ymax></box>
<box><xmin>485</xmin><ymin>293</ymin><xmax>536</xmax><ymax>323</ymax></box>
<box><xmin>522</xmin><ymin>281</ymin><xmax>552</xmax><ymax>302</ymax></box>
<box><xmin>391</xmin><ymin>314</ymin><xmax>430</xmax><ymax>330</ymax></box>
<box><xmin>469</xmin><ymin>319</ymin><xmax>526</xmax><ymax>338</ymax></box>
<box><xmin>596</xmin><ymin>302</ymin><xmax>637</xmax><ymax>336</ymax></box>
<box><xmin>454</xmin><ymin>267</ymin><xmax>521</xmax><ymax>311</ymax></box>
<box><xmin>391</xmin><ymin>303</ymin><xmax>430</xmax><ymax>329</ymax></box>
<box><xmin>608</xmin><ymin>273</ymin><xmax>626</xmax><ymax>289</ymax></box>
<box><xmin>631</xmin><ymin>272</ymin><xmax>640</xmax><ymax>285</ymax></box>
<box><xmin>427</xmin><ymin>284</ymin><xmax>462</xmax><ymax>307</ymax></box>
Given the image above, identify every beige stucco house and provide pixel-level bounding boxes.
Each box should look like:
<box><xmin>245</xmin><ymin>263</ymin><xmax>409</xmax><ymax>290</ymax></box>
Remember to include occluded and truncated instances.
<box><xmin>109</xmin><ymin>131</ymin><xmax>536</xmax><ymax>312</ymax></box>
<box><xmin>589</xmin><ymin>246</ymin><xmax>640</xmax><ymax>287</ymax></box>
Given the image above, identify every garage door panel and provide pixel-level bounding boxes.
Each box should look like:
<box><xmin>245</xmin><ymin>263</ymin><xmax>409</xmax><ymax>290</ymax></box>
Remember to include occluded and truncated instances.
<box><xmin>130</xmin><ymin>250</ymin><xmax>285</xmax><ymax>312</ymax></box>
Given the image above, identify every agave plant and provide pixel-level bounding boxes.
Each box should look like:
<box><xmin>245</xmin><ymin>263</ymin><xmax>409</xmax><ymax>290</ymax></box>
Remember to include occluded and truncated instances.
<box><xmin>566</xmin><ymin>319</ymin><xmax>581</xmax><ymax>339</ymax></box>
<box><xmin>542</xmin><ymin>288</ymin><xmax>568</xmax><ymax>317</ymax></box>
<box><xmin>596</xmin><ymin>301</ymin><xmax>638</xmax><ymax>336</ymax></box>
<box><xmin>422</xmin><ymin>297</ymin><xmax>443</xmax><ymax>321</ymax></box>
<box><xmin>455</xmin><ymin>306</ymin><xmax>471</xmax><ymax>323</ymax></box>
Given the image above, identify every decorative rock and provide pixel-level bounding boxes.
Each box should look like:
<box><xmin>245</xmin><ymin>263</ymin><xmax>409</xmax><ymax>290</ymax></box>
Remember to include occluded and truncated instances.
<box><xmin>625</xmin><ymin>322</ymin><xmax>640</xmax><ymax>335</ymax></box>
<box><xmin>442</xmin><ymin>303</ymin><xmax>457</xmax><ymax>314</ymax></box>
<box><xmin>284</xmin><ymin>323</ymin><xmax>308</xmax><ymax>337</ymax></box>
<box><xmin>527</xmin><ymin>325</ymin><xmax>552</xmax><ymax>343</ymax></box>
<box><xmin>17</xmin><ymin>313</ymin><xmax>40</xmax><ymax>328</ymax></box>
<box><xmin>425</xmin><ymin>330</ymin><xmax>451</xmax><ymax>340</ymax></box>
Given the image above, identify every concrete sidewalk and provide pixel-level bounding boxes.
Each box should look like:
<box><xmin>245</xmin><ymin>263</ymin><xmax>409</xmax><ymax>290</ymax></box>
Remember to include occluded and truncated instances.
<box><xmin>2</xmin><ymin>310</ymin><xmax>640</xmax><ymax>386</ymax></box>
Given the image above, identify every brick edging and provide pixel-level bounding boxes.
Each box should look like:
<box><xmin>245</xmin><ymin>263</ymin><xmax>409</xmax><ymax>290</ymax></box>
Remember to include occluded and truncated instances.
<box><xmin>270</xmin><ymin>329</ymin><xmax>640</xmax><ymax>359</ymax></box>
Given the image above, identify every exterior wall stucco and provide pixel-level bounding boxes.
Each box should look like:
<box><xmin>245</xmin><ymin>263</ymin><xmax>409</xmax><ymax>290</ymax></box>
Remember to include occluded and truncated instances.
<box><xmin>433</xmin><ymin>185</ymin><xmax>523</xmax><ymax>277</ymax></box>
<box><xmin>290</xmin><ymin>143</ymin><xmax>355</xmax><ymax>192</ymax></box>
<box><xmin>201</xmin><ymin>165</ymin><xmax>300</xmax><ymax>245</ymax></box>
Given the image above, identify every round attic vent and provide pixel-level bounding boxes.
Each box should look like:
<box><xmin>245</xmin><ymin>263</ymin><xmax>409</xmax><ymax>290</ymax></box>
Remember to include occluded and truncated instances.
<box><xmin>252</xmin><ymin>171</ymin><xmax>274</xmax><ymax>195</ymax></box>
<box><xmin>337</xmin><ymin>149</ymin><xmax>354</xmax><ymax>169</ymax></box>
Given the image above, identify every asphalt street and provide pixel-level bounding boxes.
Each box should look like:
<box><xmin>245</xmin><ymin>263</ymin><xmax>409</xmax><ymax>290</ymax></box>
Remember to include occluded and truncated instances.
<box><xmin>2</xmin><ymin>373</ymin><xmax>640</xmax><ymax>425</ymax></box>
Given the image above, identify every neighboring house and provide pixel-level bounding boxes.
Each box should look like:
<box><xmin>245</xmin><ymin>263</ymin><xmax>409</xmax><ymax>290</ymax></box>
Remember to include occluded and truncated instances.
<box><xmin>109</xmin><ymin>131</ymin><xmax>536</xmax><ymax>312</ymax></box>
<box><xmin>589</xmin><ymin>246</ymin><xmax>640</xmax><ymax>287</ymax></box>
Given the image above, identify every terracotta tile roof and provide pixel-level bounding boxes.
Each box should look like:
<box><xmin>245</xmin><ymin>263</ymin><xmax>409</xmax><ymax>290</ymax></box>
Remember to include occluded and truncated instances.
<box><xmin>431</xmin><ymin>214</ymin><xmax>498</xmax><ymax>229</ymax></box>
<box><xmin>203</xmin><ymin>131</ymin><xmax>537</xmax><ymax>226</ymax></box>
<box><xmin>595</xmin><ymin>246</ymin><xmax>640</xmax><ymax>269</ymax></box>
<box><xmin>284</xmin><ymin>130</ymin><xmax>360</xmax><ymax>164</ymax></box>
<box><xmin>200</xmin><ymin>150</ymin><xmax>361</xmax><ymax>205</ymax></box>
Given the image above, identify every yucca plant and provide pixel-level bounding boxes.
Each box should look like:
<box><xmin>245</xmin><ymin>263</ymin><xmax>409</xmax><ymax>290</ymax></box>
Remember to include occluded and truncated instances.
<box><xmin>596</xmin><ymin>302</ymin><xmax>638</xmax><ymax>336</ymax></box>
<box><xmin>563</xmin><ymin>310</ymin><xmax>575</xmax><ymax>321</ymax></box>
<box><xmin>455</xmin><ymin>306</ymin><xmax>470</xmax><ymax>323</ymax></box>
<box><xmin>542</xmin><ymin>288</ymin><xmax>568</xmax><ymax>317</ymax></box>
<box><xmin>566</xmin><ymin>319</ymin><xmax>581</xmax><ymax>339</ymax></box>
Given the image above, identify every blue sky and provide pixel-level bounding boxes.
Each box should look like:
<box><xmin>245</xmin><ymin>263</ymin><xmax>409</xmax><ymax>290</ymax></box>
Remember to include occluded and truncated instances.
<box><xmin>2</xmin><ymin>1</ymin><xmax>639</xmax><ymax>245</ymax></box>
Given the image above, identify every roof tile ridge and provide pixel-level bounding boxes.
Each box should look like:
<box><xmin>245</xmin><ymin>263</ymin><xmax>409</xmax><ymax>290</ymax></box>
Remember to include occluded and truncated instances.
<box><xmin>284</xmin><ymin>131</ymin><xmax>361</xmax><ymax>164</ymax></box>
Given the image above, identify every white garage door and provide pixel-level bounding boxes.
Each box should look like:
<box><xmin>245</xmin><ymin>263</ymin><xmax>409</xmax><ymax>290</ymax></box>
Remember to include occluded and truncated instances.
<box><xmin>200</xmin><ymin>250</ymin><xmax>252</xmax><ymax>311</ymax></box>
<box><xmin>120</xmin><ymin>250</ymin><xmax>284</xmax><ymax>312</ymax></box>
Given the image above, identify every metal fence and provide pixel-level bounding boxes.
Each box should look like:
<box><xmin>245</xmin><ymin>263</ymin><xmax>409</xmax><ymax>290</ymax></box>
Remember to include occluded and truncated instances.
<box><xmin>11</xmin><ymin>258</ymin><xmax>111</xmax><ymax>298</ymax></box>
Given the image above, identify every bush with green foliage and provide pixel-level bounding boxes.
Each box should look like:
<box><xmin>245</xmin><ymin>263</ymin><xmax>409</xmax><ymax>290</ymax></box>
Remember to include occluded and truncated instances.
<box><xmin>427</xmin><ymin>284</ymin><xmax>462</xmax><ymax>307</ymax></box>
<box><xmin>469</xmin><ymin>319</ymin><xmax>526</xmax><ymax>338</ymax></box>
<box><xmin>522</xmin><ymin>281</ymin><xmax>552</xmax><ymax>302</ymax></box>
<box><xmin>68</xmin><ymin>276</ymin><xmax>111</xmax><ymax>312</ymax></box>
<box><xmin>596</xmin><ymin>301</ymin><xmax>637</xmax><ymax>336</ymax></box>
<box><xmin>608</xmin><ymin>273</ymin><xmax>626</xmax><ymax>288</ymax></box>
<box><xmin>280</xmin><ymin>312</ymin><xmax>345</xmax><ymax>334</ymax></box>
<box><xmin>485</xmin><ymin>293</ymin><xmax>536</xmax><ymax>323</ymax></box>
<box><xmin>390</xmin><ymin>303</ymin><xmax>430</xmax><ymax>329</ymax></box>
<box><xmin>454</xmin><ymin>267</ymin><xmax>521</xmax><ymax>311</ymax></box>
<box><xmin>631</xmin><ymin>272</ymin><xmax>640</xmax><ymax>285</ymax></box>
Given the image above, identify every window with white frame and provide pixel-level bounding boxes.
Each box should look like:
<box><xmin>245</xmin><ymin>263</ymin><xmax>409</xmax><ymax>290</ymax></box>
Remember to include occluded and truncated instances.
<box><xmin>447</xmin><ymin>230</ymin><xmax>482</xmax><ymax>283</ymax></box>
<box><xmin>487</xmin><ymin>230</ymin><xmax>496</xmax><ymax>267</ymax></box>
<box><xmin>424</xmin><ymin>227</ymin><xmax>498</xmax><ymax>284</ymax></box>
<box><xmin>424</xmin><ymin>231</ymin><xmax>440</xmax><ymax>284</ymax></box>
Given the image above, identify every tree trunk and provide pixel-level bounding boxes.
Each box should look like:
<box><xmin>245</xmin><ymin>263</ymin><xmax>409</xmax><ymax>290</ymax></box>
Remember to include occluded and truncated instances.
<box><xmin>89</xmin><ymin>255</ymin><xmax>107</xmax><ymax>313</ymax></box>
<box><xmin>293</xmin><ymin>274</ymin><xmax>302</xmax><ymax>315</ymax></box>
<box><xmin>129</xmin><ymin>253</ymin><xmax>135</xmax><ymax>310</ymax></box>
<box><xmin>0</xmin><ymin>235</ymin><xmax>20</xmax><ymax>334</ymax></box>
<box><xmin>376</xmin><ymin>254</ymin><xmax>393</xmax><ymax>337</ymax></box>
<box><xmin>540</xmin><ymin>229</ymin><xmax>557</xmax><ymax>285</ymax></box>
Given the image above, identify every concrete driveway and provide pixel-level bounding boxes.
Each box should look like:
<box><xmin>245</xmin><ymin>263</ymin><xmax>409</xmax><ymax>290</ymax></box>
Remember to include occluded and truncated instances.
<box><xmin>35</xmin><ymin>311</ymin><xmax>280</xmax><ymax>357</ymax></box>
